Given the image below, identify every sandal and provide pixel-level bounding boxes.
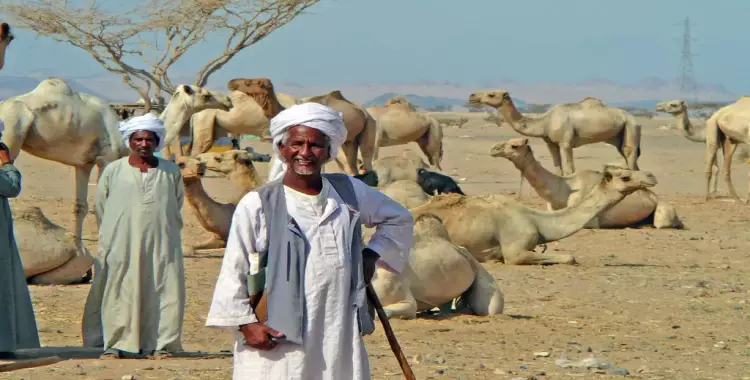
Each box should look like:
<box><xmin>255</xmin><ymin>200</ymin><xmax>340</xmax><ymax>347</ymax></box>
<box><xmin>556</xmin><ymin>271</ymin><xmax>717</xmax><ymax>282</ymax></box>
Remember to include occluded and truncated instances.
<box><xmin>150</xmin><ymin>350</ymin><xmax>172</xmax><ymax>359</ymax></box>
<box><xmin>99</xmin><ymin>348</ymin><xmax>123</xmax><ymax>359</ymax></box>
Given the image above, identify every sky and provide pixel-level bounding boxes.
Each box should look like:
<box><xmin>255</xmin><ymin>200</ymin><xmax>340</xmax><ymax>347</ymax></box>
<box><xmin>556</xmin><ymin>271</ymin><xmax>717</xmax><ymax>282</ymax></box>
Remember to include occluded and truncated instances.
<box><xmin>2</xmin><ymin>0</ymin><xmax>749</xmax><ymax>93</ymax></box>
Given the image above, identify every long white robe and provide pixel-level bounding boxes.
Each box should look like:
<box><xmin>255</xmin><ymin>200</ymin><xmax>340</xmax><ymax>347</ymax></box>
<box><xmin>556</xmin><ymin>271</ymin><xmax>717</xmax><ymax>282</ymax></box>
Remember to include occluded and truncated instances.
<box><xmin>0</xmin><ymin>163</ymin><xmax>41</xmax><ymax>352</ymax></box>
<box><xmin>82</xmin><ymin>157</ymin><xmax>186</xmax><ymax>354</ymax></box>
<box><xmin>205</xmin><ymin>176</ymin><xmax>413</xmax><ymax>380</ymax></box>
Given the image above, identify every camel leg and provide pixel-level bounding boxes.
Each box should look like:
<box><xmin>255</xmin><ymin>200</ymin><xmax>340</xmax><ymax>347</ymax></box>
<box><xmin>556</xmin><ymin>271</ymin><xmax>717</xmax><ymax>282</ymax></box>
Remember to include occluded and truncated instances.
<box><xmin>417</xmin><ymin>133</ymin><xmax>443</xmax><ymax>171</ymax></box>
<box><xmin>502</xmin><ymin>241</ymin><xmax>576</xmax><ymax>265</ymax></box>
<box><xmin>358</xmin><ymin>115</ymin><xmax>377</xmax><ymax>172</ymax></box>
<box><xmin>560</xmin><ymin>142</ymin><xmax>575</xmax><ymax>175</ymax></box>
<box><xmin>620</xmin><ymin>122</ymin><xmax>642</xmax><ymax>171</ymax></box>
<box><xmin>543</xmin><ymin>139</ymin><xmax>563</xmax><ymax>176</ymax></box>
<box><xmin>340</xmin><ymin>141</ymin><xmax>359</xmax><ymax>175</ymax></box>
<box><xmin>189</xmin><ymin>123</ymin><xmax>217</xmax><ymax>156</ymax></box>
<box><xmin>371</xmin><ymin>122</ymin><xmax>383</xmax><ymax>162</ymax></box>
<box><xmin>458</xmin><ymin>262</ymin><xmax>504</xmax><ymax>316</ymax></box>
<box><xmin>74</xmin><ymin>165</ymin><xmax>94</xmax><ymax>255</ymax></box>
<box><xmin>721</xmin><ymin>139</ymin><xmax>740</xmax><ymax>201</ymax></box>
<box><xmin>704</xmin><ymin>120</ymin><xmax>721</xmax><ymax>200</ymax></box>
<box><xmin>185</xmin><ymin>234</ymin><xmax>226</xmax><ymax>254</ymax></box>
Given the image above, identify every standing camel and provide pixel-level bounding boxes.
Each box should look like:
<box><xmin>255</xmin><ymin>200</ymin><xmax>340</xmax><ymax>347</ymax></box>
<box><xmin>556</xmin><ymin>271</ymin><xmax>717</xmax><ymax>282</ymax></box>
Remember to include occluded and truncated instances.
<box><xmin>655</xmin><ymin>99</ymin><xmax>720</xmax><ymax>194</ymax></box>
<box><xmin>468</xmin><ymin>90</ymin><xmax>642</xmax><ymax>175</ymax></box>
<box><xmin>366</xmin><ymin>96</ymin><xmax>444</xmax><ymax>170</ymax></box>
<box><xmin>159</xmin><ymin>85</ymin><xmax>232</xmax><ymax>159</ymax></box>
<box><xmin>702</xmin><ymin>96</ymin><xmax>750</xmax><ymax>202</ymax></box>
<box><xmin>0</xmin><ymin>78</ymin><xmax>127</xmax><ymax>256</ymax></box>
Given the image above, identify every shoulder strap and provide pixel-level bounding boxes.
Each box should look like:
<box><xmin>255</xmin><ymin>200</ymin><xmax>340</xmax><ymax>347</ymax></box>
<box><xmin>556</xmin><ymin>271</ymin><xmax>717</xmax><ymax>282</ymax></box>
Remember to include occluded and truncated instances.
<box><xmin>325</xmin><ymin>173</ymin><xmax>359</xmax><ymax>212</ymax></box>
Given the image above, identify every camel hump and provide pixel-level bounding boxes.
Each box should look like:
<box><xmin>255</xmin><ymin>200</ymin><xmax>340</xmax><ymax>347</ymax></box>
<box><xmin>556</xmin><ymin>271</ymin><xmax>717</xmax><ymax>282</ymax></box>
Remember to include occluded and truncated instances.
<box><xmin>327</xmin><ymin>90</ymin><xmax>346</xmax><ymax>100</ymax></box>
<box><xmin>580</xmin><ymin>97</ymin><xmax>604</xmax><ymax>106</ymax></box>
<box><xmin>34</xmin><ymin>77</ymin><xmax>74</xmax><ymax>96</ymax></box>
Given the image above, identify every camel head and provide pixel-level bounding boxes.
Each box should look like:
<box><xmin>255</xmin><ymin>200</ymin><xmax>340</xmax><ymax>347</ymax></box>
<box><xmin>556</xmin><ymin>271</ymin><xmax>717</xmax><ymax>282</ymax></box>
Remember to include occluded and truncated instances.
<box><xmin>226</xmin><ymin>77</ymin><xmax>284</xmax><ymax>119</ymax></box>
<box><xmin>468</xmin><ymin>90</ymin><xmax>512</xmax><ymax>108</ymax></box>
<box><xmin>176</xmin><ymin>156</ymin><xmax>206</xmax><ymax>180</ymax></box>
<box><xmin>654</xmin><ymin>99</ymin><xmax>686</xmax><ymax>115</ymax></box>
<box><xmin>600</xmin><ymin>166</ymin><xmax>657</xmax><ymax>195</ymax></box>
<box><xmin>196</xmin><ymin>150</ymin><xmax>257</xmax><ymax>174</ymax></box>
<box><xmin>489</xmin><ymin>137</ymin><xmax>532</xmax><ymax>161</ymax></box>
<box><xmin>160</xmin><ymin>84</ymin><xmax>230</xmax><ymax>144</ymax></box>
<box><xmin>0</xmin><ymin>23</ymin><xmax>14</xmax><ymax>71</ymax></box>
<box><xmin>209</xmin><ymin>90</ymin><xmax>234</xmax><ymax>110</ymax></box>
<box><xmin>384</xmin><ymin>96</ymin><xmax>417</xmax><ymax>111</ymax></box>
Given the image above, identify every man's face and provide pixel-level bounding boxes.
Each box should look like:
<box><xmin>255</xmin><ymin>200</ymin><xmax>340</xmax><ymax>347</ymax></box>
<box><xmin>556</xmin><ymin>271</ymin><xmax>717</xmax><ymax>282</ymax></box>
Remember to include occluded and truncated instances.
<box><xmin>278</xmin><ymin>125</ymin><xmax>330</xmax><ymax>176</ymax></box>
<box><xmin>129</xmin><ymin>130</ymin><xmax>159</xmax><ymax>158</ymax></box>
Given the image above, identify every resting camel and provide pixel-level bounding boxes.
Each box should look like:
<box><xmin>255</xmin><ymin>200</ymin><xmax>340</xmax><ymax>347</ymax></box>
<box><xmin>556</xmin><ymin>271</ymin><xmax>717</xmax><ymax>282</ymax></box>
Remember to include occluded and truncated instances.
<box><xmin>490</xmin><ymin>137</ymin><xmax>683</xmax><ymax>229</ymax></box>
<box><xmin>371</xmin><ymin>213</ymin><xmax>504</xmax><ymax>319</ymax></box>
<box><xmin>701</xmin><ymin>96</ymin><xmax>750</xmax><ymax>202</ymax></box>
<box><xmin>369</xmin><ymin>153</ymin><xmax>429</xmax><ymax>186</ymax></box>
<box><xmin>196</xmin><ymin>150</ymin><xmax>264</xmax><ymax>196</ymax></box>
<box><xmin>366</xmin><ymin>96</ymin><xmax>444</xmax><ymax>170</ymax></box>
<box><xmin>176</xmin><ymin>157</ymin><xmax>235</xmax><ymax>254</ymax></box>
<box><xmin>379</xmin><ymin>180</ymin><xmax>431</xmax><ymax>209</ymax></box>
<box><xmin>159</xmin><ymin>85</ymin><xmax>232</xmax><ymax>159</ymax></box>
<box><xmin>468</xmin><ymin>90</ymin><xmax>642</xmax><ymax>176</ymax></box>
<box><xmin>0</xmin><ymin>22</ymin><xmax>14</xmax><ymax>71</ymax></box>
<box><xmin>296</xmin><ymin>90</ymin><xmax>377</xmax><ymax>175</ymax></box>
<box><xmin>13</xmin><ymin>205</ymin><xmax>93</xmax><ymax>285</ymax></box>
<box><xmin>408</xmin><ymin>166</ymin><xmax>658</xmax><ymax>265</ymax></box>
<box><xmin>0</xmin><ymin>77</ymin><xmax>127</xmax><ymax>258</ymax></box>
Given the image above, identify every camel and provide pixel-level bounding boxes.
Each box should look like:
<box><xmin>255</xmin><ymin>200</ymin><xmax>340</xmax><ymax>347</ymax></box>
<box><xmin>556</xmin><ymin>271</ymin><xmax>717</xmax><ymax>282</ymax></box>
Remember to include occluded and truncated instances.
<box><xmin>196</xmin><ymin>149</ymin><xmax>264</xmax><ymax>196</ymax></box>
<box><xmin>0</xmin><ymin>77</ymin><xmax>128</xmax><ymax>260</ymax></box>
<box><xmin>296</xmin><ymin>90</ymin><xmax>378</xmax><ymax>175</ymax></box>
<box><xmin>366</xmin><ymin>96</ymin><xmax>444</xmax><ymax>170</ymax></box>
<box><xmin>159</xmin><ymin>85</ymin><xmax>232</xmax><ymax>159</ymax></box>
<box><xmin>12</xmin><ymin>205</ymin><xmax>94</xmax><ymax>285</ymax></box>
<box><xmin>185</xmin><ymin>90</ymin><xmax>273</xmax><ymax>156</ymax></box>
<box><xmin>701</xmin><ymin>96</ymin><xmax>750</xmax><ymax>202</ymax></box>
<box><xmin>0</xmin><ymin>22</ymin><xmax>14</xmax><ymax>71</ymax></box>
<box><xmin>371</xmin><ymin>213</ymin><xmax>504</xmax><ymax>319</ymax></box>
<box><xmin>655</xmin><ymin>99</ymin><xmax>722</xmax><ymax>193</ymax></box>
<box><xmin>468</xmin><ymin>90</ymin><xmax>642</xmax><ymax>176</ymax></box>
<box><xmin>369</xmin><ymin>152</ymin><xmax>429</xmax><ymax>186</ymax></box>
<box><xmin>407</xmin><ymin>166</ymin><xmax>658</xmax><ymax>265</ymax></box>
<box><xmin>379</xmin><ymin>180</ymin><xmax>431</xmax><ymax>209</ymax></box>
<box><xmin>176</xmin><ymin>156</ymin><xmax>236</xmax><ymax>254</ymax></box>
<box><xmin>490</xmin><ymin>137</ymin><xmax>683</xmax><ymax>229</ymax></box>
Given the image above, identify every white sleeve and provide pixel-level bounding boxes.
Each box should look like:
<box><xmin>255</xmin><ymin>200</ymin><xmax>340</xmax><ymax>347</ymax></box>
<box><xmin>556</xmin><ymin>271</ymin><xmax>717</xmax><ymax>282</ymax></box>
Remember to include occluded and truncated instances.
<box><xmin>205</xmin><ymin>192</ymin><xmax>268</xmax><ymax>328</ymax></box>
<box><xmin>350</xmin><ymin>177</ymin><xmax>414</xmax><ymax>273</ymax></box>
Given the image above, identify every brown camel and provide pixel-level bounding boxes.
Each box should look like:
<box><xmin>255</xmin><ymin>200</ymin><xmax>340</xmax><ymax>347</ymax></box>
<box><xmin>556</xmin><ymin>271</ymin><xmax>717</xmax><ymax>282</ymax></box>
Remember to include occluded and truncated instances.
<box><xmin>196</xmin><ymin>150</ymin><xmax>264</xmax><ymax>196</ymax></box>
<box><xmin>408</xmin><ymin>166</ymin><xmax>658</xmax><ymax>265</ymax></box>
<box><xmin>176</xmin><ymin>157</ymin><xmax>235</xmax><ymax>254</ymax></box>
<box><xmin>490</xmin><ymin>137</ymin><xmax>683</xmax><ymax>229</ymax></box>
<box><xmin>366</xmin><ymin>96</ymin><xmax>444</xmax><ymax>170</ymax></box>
<box><xmin>297</xmin><ymin>90</ymin><xmax>377</xmax><ymax>174</ymax></box>
<box><xmin>468</xmin><ymin>90</ymin><xmax>642</xmax><ymax>176</ymax></box>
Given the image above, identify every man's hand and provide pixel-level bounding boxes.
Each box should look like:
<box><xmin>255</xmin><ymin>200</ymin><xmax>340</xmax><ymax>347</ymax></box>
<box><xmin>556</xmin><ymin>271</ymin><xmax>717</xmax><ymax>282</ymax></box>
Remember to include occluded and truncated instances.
<box><xmin>239</xmin><ymin>323</ymin><xmax>285</xmax><ymax>351</ymax></box>
<box><xmin>362</xmin><ymin>248</ymin><xmax>380</xmax><ymax>284</ymax></box>
<box><xmin>0</xmin><ymin>143</ymin><xmax>12</xmax><ymax>165</ymax></box>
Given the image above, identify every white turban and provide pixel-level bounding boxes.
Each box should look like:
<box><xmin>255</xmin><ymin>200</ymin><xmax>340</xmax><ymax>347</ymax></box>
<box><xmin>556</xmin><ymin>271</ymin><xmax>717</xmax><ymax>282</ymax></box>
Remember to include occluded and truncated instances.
<box><xmin>119</xmin><ymin>113</ymin><xmax>167</xmax><ymax>151</ymax></box>
<box><xmin>267</xmin><ymin>102</ymin><xmax>347</xmax><ymax>181</ymax></box>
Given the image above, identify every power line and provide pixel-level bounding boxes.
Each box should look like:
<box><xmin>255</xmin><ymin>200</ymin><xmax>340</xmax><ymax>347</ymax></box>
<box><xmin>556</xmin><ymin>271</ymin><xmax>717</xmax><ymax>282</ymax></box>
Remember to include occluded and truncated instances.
<box><xmin>678</xmin><ymin>17</ymin><xmax>699</xmax><ymax>102</ymax></box>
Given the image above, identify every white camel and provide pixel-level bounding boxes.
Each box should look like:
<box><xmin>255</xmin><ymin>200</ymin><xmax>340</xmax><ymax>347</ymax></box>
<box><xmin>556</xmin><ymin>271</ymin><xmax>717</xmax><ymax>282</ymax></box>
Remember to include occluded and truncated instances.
<box><xmin>0</xmin><ymin>78</ymin><xmax>127</xmax><ymax>256</ymax></box>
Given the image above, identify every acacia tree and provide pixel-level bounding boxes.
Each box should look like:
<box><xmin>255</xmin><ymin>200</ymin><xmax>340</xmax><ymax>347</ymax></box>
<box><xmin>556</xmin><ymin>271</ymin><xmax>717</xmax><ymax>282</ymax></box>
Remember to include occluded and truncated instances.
<box><xmin>2</xmin><ymin>0</ymin><xmax>320</xmax><ymax>110</ymax></box>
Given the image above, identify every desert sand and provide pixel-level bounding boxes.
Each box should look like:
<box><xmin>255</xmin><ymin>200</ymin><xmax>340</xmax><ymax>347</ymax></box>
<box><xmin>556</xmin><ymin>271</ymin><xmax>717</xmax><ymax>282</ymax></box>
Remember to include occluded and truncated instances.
<box><xmin>4</xmin><ymin>113</ymin><xmax>750</xmax><ymax>380</ymax></box>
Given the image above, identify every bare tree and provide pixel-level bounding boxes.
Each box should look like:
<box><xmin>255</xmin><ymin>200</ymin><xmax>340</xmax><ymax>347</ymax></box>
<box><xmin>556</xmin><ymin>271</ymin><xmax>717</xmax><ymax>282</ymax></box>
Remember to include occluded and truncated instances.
<box><xmin>2</xmin><ymin>0</ymin><xmax>321</xmax><ymax>110</ymax></box>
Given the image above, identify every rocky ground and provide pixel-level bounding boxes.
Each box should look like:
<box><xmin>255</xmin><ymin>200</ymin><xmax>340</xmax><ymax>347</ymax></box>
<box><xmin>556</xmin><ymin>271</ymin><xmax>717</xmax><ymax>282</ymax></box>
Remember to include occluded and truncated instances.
<box><xmin>4</xmin><ymin>114</ymin><xmax>750</xmax><ymax>380</ymax></box>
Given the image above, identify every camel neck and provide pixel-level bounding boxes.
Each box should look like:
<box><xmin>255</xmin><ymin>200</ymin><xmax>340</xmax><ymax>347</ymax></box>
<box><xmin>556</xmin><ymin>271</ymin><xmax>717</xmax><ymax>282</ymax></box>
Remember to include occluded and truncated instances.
<box><xmin>496</xmin><ymin>100</ymin><xmax>547</xmax><ymax>137</ymax></box>
<box><xmin>228</xmin><ymin>166</ymin><xmax>261</xmax><ymax>194</ymax></box>
<box><xmin>531</xmin><ymin>184</ymin><xmax>624</xmax><ymax>243</ymax></box>
<box><xmin>514</xmin><ymin>153</ymin><xmax>571</xmax><ymax>208</ymax></box>
<box><xmin>675</xmin><ymin>112</ymin><xmax>706</xmax><ymax>142</ymax></box>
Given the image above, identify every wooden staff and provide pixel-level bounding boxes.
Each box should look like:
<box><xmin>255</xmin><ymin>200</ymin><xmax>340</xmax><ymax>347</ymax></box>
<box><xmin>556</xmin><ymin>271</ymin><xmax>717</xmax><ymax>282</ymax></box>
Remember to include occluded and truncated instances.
<box><xmin>0</xmin><ymin>356</ymin><xmax>66</xmax><ymax>373</ymax></box>
<box><xmin>366</xmin><ymin>284</ymin><xmax>416</xmax><ymax>380</ymax></box>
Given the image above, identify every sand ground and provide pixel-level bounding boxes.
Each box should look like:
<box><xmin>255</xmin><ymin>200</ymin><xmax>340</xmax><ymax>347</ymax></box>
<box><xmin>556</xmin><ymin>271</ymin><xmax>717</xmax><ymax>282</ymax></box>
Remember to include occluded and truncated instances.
<box><xmin>4</xmin><ymin>114</ymin><xmax>750</xmax><ymax>380</ymax></box>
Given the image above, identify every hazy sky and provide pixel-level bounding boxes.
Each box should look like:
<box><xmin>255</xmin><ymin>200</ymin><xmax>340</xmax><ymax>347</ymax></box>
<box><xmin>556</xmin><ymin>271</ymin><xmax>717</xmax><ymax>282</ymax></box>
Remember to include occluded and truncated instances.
<box><xmin>3</xmin><ymin>0</ymin><xmax>749</xmax><ymax>93</ymax></box>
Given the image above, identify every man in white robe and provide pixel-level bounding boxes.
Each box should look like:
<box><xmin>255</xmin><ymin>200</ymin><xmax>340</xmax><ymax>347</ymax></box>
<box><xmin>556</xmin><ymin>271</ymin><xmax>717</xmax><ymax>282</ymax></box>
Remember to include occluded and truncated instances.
<box><xmin>205</xmin><ymin>103</ymin><xmax>414</xmax><ymax>379</ymax></box>
<box><xmin>0</xmin><ymin>121</ymin><xmax>41</xmax><ymax>358</ymax></box>
<box><xmin>82</xmin><ymin>113</ymin><xmax>186</xmax><ymax>359</ymax></box>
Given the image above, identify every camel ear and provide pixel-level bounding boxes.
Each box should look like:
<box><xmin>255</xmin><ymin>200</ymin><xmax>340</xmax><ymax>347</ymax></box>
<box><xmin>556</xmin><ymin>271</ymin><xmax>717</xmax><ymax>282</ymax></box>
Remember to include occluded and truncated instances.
<box><xmin>603</xmin><ymin>171</ymin><xmax>613</xmax><ymax>182</ymax></box>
